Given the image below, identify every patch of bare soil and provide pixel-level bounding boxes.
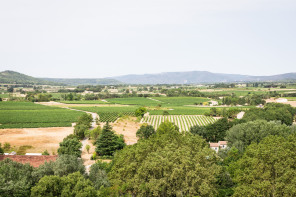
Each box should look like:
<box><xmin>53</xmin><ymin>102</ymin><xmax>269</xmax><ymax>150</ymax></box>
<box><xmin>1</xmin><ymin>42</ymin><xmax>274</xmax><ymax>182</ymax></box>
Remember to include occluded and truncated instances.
<box><xmin>111</xmin><ymin>117</ymin><xmax>141</xmax><ymax>145</ymax></box>
<box><xmin>81</xmin><ymin>139</ymin><xmax>96</xmax><ymax>166</ymax></box>
<box><xmin>0</xmin><ymin>127</ymin><xmax>73</xmax><ymax>154</ymax></box>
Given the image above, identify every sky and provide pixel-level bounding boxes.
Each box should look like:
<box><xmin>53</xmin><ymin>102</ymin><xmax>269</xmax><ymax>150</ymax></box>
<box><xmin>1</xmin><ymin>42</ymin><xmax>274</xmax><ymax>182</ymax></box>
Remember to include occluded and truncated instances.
<box><xmin>0</xmin><ymin>0</ymin><xmax>295</xmax><ymax>78</ymax></box>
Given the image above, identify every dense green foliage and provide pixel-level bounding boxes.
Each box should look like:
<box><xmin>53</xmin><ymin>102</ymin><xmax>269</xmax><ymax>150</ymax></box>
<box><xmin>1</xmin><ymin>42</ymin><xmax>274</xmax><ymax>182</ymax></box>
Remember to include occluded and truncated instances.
<box><xmin>31</xmin><ymin>172</ymin><xmax>97</xmax><ymax>197</ymax></box>
<box><xmin>95</xmin><ymin>123</ymin><xmax>125</xmax><ymax>156</ymax></box>
<box><xmin>135</xmin><ymin>106</ymin><xmax>147</xmax><ymax>117</ymax></box>
<box><xmin>0</xmin><ymin>159</ymin><xmax>36</xmax><ymax>197</ymax></box>
<box><xmin>109</xmin><ymin>121</ymin><xmax>221</xmax><ymax>196</ymax></box>
<box><xmin>57</xmin><ymin>137</ymin><xmax>82</xmax><ymax>157</ymax></box>
<box><xmin>242</xmin><ymin>103</ymin><xmax>296</xmax><ymax>125</ymax></box>
<box><xmin>226</xmin><ymin>120</ymin><xmax>294</xmax><ymax>152</ymax></box>
<box><xmin>89</xmin><ymin>163</ymin><xmax>110</xmax><ymax>190</ymax></box>
<box><xmin>232</xmin><ymin>135</ymin><xmax>296</xmax><ymax>196</ymax></box>
<box><xmin>136</xmin><ymin>123</ymin><xmax>156</xmax><ymax>140</ymax></box>
<box><xmin>190</xmin><ymin>117</ymin><xmax>231</xmax><ymax>142</ymax></box>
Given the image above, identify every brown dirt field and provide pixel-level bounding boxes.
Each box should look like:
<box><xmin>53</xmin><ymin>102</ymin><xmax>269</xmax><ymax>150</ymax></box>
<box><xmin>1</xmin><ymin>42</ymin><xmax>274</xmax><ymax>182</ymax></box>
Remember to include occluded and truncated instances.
<box><xmin>111</xmin><ymin>117</ymin><xmax>141</xmax><ymax>145</ymax></box>
<box><xmin>0</xmin><ymin>127</ymin><xmax>73</xmax><ymax>154</ymax></box>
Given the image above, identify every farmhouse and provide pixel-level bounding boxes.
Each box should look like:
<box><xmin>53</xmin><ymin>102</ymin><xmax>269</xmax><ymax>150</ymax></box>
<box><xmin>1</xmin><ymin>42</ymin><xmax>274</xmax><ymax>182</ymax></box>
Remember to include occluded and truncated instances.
<box><xmin>209</xmin><ymin>141</ymin><xmax>228</xmax><ymax>153</ymax></box>
<box><xmin>0</xmin><ymin>155</ymin><xmax>58</xmax><ymax>167</ymax></box>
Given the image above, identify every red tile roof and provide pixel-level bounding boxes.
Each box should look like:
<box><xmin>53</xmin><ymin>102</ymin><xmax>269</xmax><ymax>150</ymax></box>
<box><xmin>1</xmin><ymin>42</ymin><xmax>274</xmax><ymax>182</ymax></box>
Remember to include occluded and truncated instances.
<box><xmin>209</xmin><ymin>143</ymin><xmax>219</xmax><ymax>147</ymax></box>
<box><xmin>0</xmin><ymin>155</ymin><xmax>58</xmax><ymax>167</ymax></box>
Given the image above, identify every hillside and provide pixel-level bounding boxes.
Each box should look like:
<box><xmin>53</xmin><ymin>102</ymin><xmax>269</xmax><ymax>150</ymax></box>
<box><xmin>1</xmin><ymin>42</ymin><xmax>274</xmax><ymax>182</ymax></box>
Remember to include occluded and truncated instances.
<box><xmin>111</xmin><ymin>71</ymin><xmax>296</xmax><ymax>84</ymax></box>
<box><xmin>40</xmin><ymin>78</ymin><xmax>122</xmax><ymax>86</ymax></box>
<box><xmin>0</xmin><ymin>70</ymin><xmax>61</xmax><ymax>85</ymax></box>
<box><xmin>2</xmin><ymin>70</ymin><xmax>296</xmax><ymax>85</ymax></box>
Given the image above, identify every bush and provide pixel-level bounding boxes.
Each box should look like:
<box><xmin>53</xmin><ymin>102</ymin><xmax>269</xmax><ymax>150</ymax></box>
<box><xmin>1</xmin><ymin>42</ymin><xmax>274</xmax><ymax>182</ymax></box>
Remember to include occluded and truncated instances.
<box><xmin>135</xmin><ymin>107</ymin><xmax>147</xmax><ymax>117</ymax></box>
<box><xmin>136</xmin><ymin>123</ymin><xmax>156</xmax><ymax>140</ymax></box>
<box><xmin>58</xmin><ymin>138</ymin><xmax>82</xmax><ymax>158</ymax></box>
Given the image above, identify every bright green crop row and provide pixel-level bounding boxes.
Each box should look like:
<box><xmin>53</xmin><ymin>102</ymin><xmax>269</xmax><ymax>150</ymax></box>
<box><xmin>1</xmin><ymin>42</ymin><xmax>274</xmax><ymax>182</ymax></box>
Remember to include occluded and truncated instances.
<box><xmin>71</xmin><ymin>106</ymin><xmax>137</xmax><ymax>122</ymax></box>
<box><xmin>106</xmin><ymin>97</ymin><xmax>161</xmax><ymax>106</ymax></box>
<box><xmin>0</xmin><ymin>102</ymin><xmax>85</xmax><ymax>128</ymax></box>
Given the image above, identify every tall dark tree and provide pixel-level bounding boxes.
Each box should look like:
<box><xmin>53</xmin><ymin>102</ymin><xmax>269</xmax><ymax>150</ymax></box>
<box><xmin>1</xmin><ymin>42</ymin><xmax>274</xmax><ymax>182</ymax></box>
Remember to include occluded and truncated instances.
<box><xmin>95</xmin><ymin>123</ymin><xmax>125</xmax><ymax>156</ymax></box>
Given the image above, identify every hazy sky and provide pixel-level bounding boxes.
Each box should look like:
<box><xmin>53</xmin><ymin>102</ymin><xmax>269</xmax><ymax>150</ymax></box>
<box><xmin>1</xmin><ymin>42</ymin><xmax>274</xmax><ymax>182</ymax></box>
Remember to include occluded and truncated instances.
<box><xmin>0</xmin><ymin>0</ymin><xmax>295</xmax><ymax>78</ymax></box>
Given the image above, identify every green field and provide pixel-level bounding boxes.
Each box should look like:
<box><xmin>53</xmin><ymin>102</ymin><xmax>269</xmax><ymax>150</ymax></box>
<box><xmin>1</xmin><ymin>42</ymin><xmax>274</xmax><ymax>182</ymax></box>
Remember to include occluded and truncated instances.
<box><xmin>106</xmin><ymin>97</ymin><xmax>161</xmax><ymax>106</ymax></box>
<box><xmin>285</xmin><ymin>97</ymin><xmax>296</xmax><ymax>101</ymax></box>
<box><xmin>142</xmin><ymin>115</ymin><xmax>217</xmax><ymax>131</ymax></box>
<box><xmin>71</xmin><ymin>106</ymin><xmax>138</xmax><ymax>122</ymax></box>
<box><xmin>153</xmin><ymin>97</ymin><xmax>210</xmax><ymax>106</ymax></box>
<box><xmin>60</xmin><ymin>100</ymin><xmax>109</xmax><ymax>104</ymax></box>
<box><xmin>0</xmin><ymin>93</ymin><xmax>9</xmax><ymax>98</ymax></box>
<box><xmin>0</xmin><ymin>102</ymin><xmax>85</xmax><ymax>128</ymax></box>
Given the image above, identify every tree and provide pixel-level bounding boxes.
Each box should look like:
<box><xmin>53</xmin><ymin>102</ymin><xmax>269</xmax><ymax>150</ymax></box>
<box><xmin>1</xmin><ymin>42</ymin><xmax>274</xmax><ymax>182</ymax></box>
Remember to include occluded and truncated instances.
<box><xmin>42</xmin><ymin>150</ymin><xmax>50</xmax><ymax>155</ymax></box>
<box><xmin>74</xmin><ymin>124</ymin><xmax>89</xmax><ymax>139</ymax></box>
<box><xmin>0</xmin><ymin>143</ymin><xmax>3</xmax><ymax>155</ymax></box>
<box><xmin>86</xmin><ymin>145</ymin><xmax>90</xmax><ymax>153</ymax></box>
<box><xmin>90</xmin><ymin>126</ymin><xmax>101</xmax><ymax>140</ymax></box>
<box><xmin>109</xmin><ymin>125</ymin><xmax>221</xmax><ymax>196</ymax></box>
<box><xmin>156</xmin><ymin>121</ymin><xmax>179</xmax><ymax>134</ymax></box>
<box><xmin>89</xmin><ymin>162</ymin><xmax>110</xmax><ymax>190</ymax></box>
<box><xmin>226</xmin><ymin>120</ymin><xmax>293</xmax><ymax>152</ymax></box>
<box><xmin>135</xmin><ymin>107</ymin><xmax>147</xmax><ymax>117</ymax></box>
<box><xmin>58</xmin><ymin>137</ymin><xmax>82</xmax><ymax>157</ymax></box>
<box><xmin>95</xmin><ymin>123</ymin><xmax>125</xmax><ymax>156</ymax></box>
<box><xmin>162</xmin><ymin>110</ymin><xmax>169</xmax><ymax>115</ymax></box>
<box><xmin>31</xmin><ymin>172</ymin><xmax>97</xmax><ymax>197</ymax></box>
<box><xmin>190</xmin><ymin>118</ymin><xmax>231</xmax><ymax>142</ymax></box>
<box><xmin>77</xmin><ymin>113</ymin><xmax>93</xmax><ymax>128</ymax></box>
<box><xmin>232</xmin><ymin>135</ymin><xmax>296</xmax><ymax>196</ymax></box>
<box><xmin>33</xmin><ymin>155</ymin><xmax>85</xmax><ymax>179</ymax></box>
<box><xmin>0</xmin><ymin>158</ymin><xmax>36</xmax><ymax>197</ymax></box>
<box><xmin>136</xmin><ymin>123</ymin><xmax>156</xmax><ymax>140</ymax></box>
<box><xmin>242</xmin><ymin>103</ymin><xmax>296</xmax><ymax>126</ymax></box>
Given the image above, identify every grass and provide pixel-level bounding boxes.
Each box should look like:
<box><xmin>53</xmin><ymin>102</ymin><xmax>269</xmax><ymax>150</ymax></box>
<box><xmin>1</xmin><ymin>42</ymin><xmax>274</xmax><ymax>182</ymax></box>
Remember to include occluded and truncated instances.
<box><xmin>0</xmin><ymin>102</ymin><xmax>85</xmax><ymax>128</ymax></box>
<box><xmin>284</xmin><ymin>97</ymin><xmax>296</xmax><ymax>101</ymax></box>
<box><xmin>60</xmin><ymin>100</ymin><xmax>109</xmax><ymax>104</ymax></box>
<box><xmin>106</xmin><ymin>97</ymin><xmax>161</xmax><ymax>106</ymax></box>
<box><xmin>153</xmin><ymin>97</ymin><xmax>210</xmax><ymax>106</ymax></box>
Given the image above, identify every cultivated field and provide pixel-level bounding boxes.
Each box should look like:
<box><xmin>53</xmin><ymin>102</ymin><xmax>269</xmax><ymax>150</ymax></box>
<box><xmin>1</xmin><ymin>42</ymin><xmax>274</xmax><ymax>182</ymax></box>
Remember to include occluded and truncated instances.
<box><xmin>0</xmin><ymin>102</ymin><xmax>85</xmax><ymax>128</ymax></box>
<box><xmin>141</xmin><ymin>115</ymin><xmax>218</xmax><ymax>131</ymax></box>
<box><xmin>72</xmin><ymin>106</ymin><xmax>137</xmax><ymax>122</ymax></box>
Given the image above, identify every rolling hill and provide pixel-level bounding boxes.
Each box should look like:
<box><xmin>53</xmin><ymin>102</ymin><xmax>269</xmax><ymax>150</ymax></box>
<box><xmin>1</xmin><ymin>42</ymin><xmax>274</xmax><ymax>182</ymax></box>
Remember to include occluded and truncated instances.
<box><xmin>1</xmin><ymin>70</ymin><xmax>296</xmax><ymax>85</ymax></box>
<box><xmin>111</xmin><ymin>71</ymin><xmax>296</xmax><ymax>84</ymax></box>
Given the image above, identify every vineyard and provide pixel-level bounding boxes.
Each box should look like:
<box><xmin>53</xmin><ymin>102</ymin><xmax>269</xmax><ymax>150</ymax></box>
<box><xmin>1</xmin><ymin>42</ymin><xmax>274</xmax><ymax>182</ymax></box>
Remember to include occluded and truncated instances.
<box><xmin>98</xmin><ymin>112</ymin><xmax>135</xmax><ymax>122</ymax></box>
<box><xmin>0</xmin><ymin>102</ymin><xmax>85</xmax><ymax>128</ymax></box>
<box><xmin>71</xmin><ymin>106</ymin><xmax>138</xmax><ymax>123</ymax></box>
<box><xmin>141</xmin><ymin>115</ymin><xmax>218</xmax><ymax>132</ymax></box>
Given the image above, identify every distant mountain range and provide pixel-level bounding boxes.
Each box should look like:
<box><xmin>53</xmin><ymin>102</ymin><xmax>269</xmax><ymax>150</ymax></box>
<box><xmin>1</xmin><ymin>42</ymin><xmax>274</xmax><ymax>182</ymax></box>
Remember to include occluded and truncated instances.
<box><xmin>1</xmin><ymin>70</ymin><xmax>296</xmax><ymax>85</ymax></box>
<box><xmin>111</xmin><ymin>71</ymin><xmax>296</xmax><ymax>84</ymax></box>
